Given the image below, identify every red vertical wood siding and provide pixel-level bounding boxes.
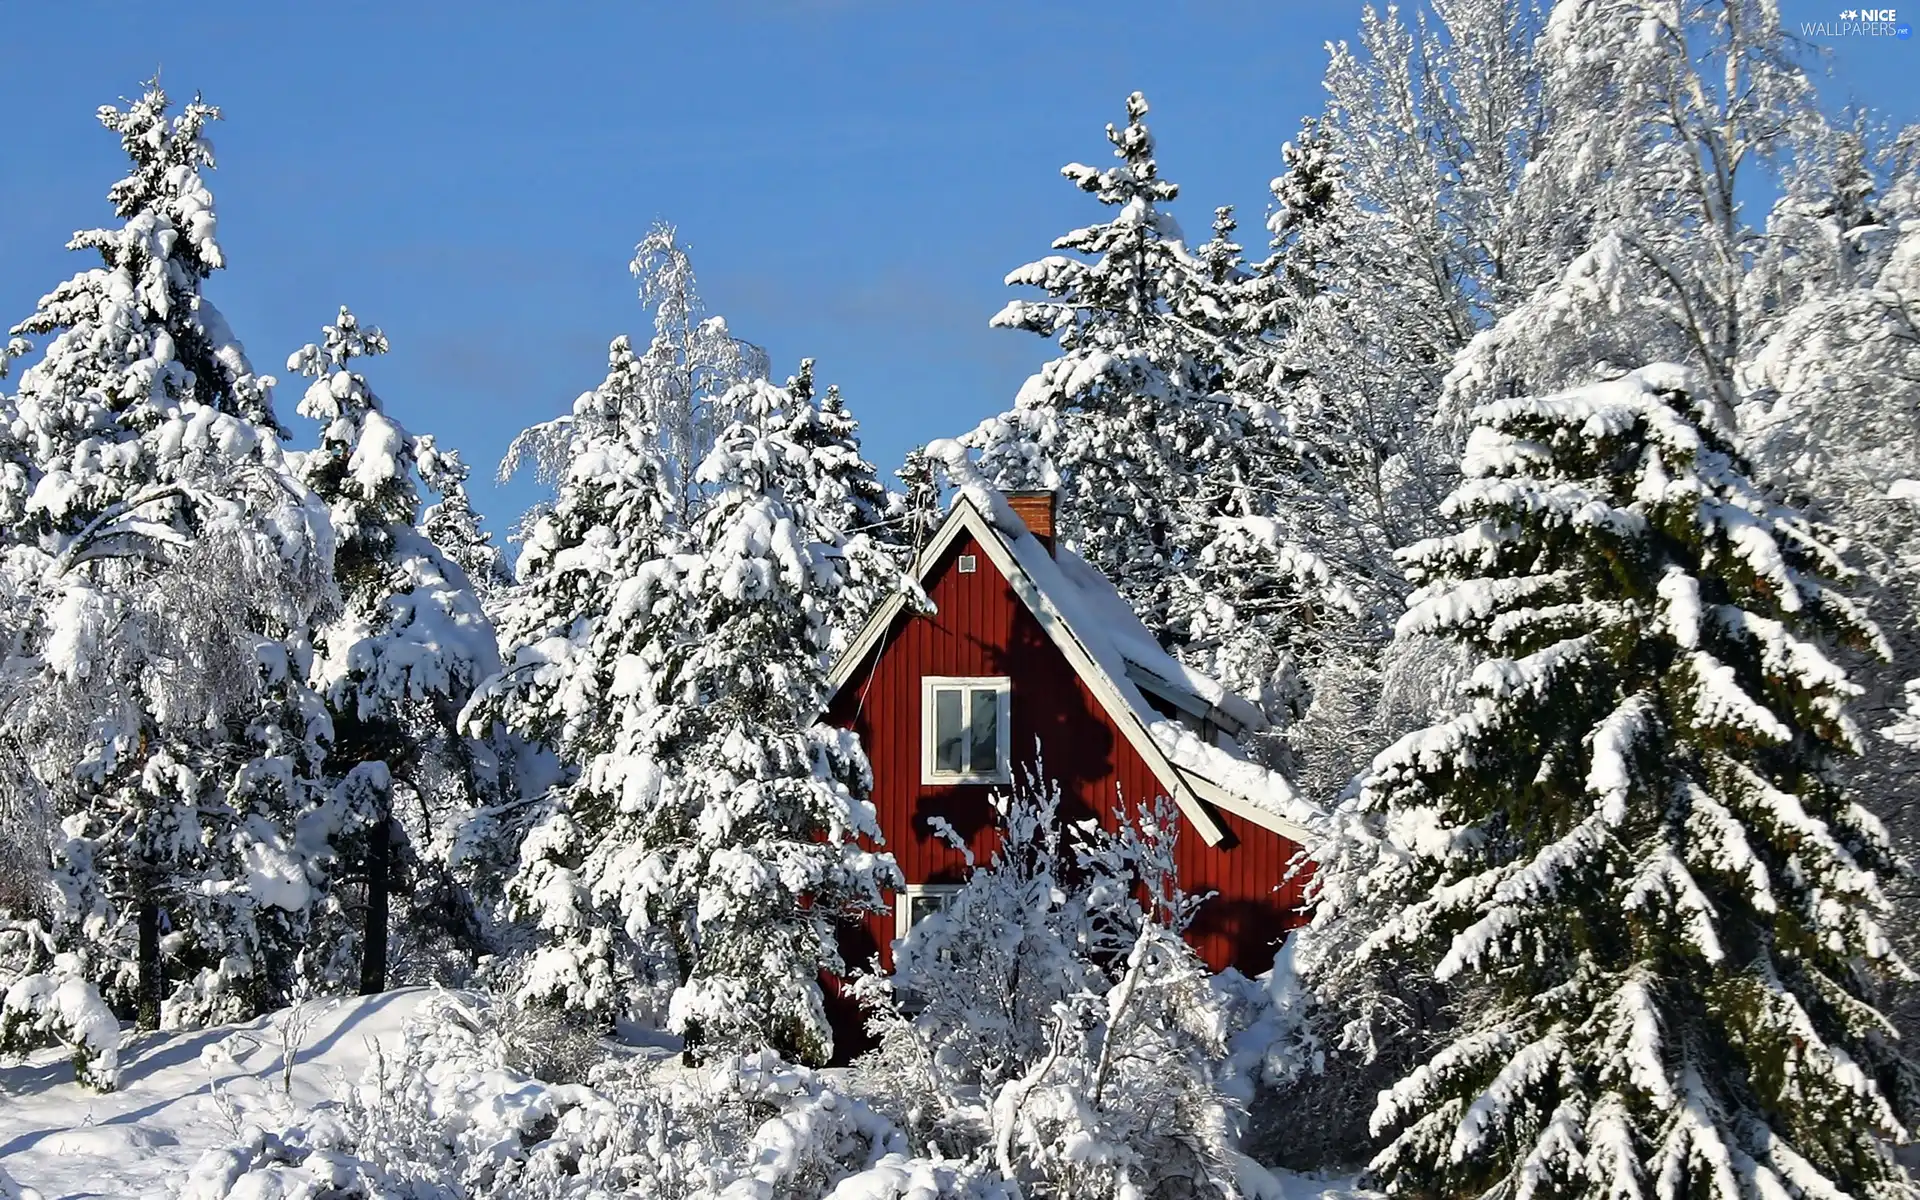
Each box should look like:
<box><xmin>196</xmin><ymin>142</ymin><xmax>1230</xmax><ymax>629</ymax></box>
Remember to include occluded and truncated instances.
<box><xmin>824</xmin><ymin>532</ymin><xmax>1309</xmax><ymax>1055</ymax></box>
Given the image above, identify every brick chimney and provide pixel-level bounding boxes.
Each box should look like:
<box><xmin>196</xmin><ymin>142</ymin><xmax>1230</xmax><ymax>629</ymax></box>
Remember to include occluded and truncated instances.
<box><xmin>1006</xmin><ymin>489</ymin><xmax>1057</xmax><ymax>554</ymax></box>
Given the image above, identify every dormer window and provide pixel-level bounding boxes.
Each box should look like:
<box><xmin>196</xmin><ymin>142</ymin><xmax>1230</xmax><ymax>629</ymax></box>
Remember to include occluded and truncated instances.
<box><xmin>922</xmin><ymin>676</ymin><xmax>1011</xmax><ymax>784</ymax></box>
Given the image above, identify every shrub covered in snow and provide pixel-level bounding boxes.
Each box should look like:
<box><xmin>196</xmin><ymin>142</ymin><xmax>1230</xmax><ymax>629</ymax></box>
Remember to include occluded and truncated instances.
<box><xmin>178</xmin><ymin>771</ymin><xmax>1296</xmax><ymax>1199</ymax></box>
<box><xmin>176</xmin><ymin>989</ymin><xmax>1010</xmax><ymax>1199</ymax></box>
<box><xmin>850</xmin><ymin>771</ymin><xmax>1284</xmax><ymax>1199</ymax></box>
<box><xmin>0</xmin><ymin>920</ymin><xmax>121</xmax><ymax>1091</ymax></box>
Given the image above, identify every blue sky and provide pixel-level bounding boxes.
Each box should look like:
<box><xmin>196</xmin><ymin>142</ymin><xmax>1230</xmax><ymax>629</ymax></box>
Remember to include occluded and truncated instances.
<box><xmin>3</xmin><ymin>1</ymin><xmax>1916</xmax><ymax>542</ymax></box>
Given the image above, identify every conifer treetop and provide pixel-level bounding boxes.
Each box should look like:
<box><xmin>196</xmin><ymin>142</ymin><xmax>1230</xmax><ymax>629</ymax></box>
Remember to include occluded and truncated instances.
<box><xmin>9</xmin><ymin>81</ymin><xmax>276</xmax><ymax>433</ymax></box>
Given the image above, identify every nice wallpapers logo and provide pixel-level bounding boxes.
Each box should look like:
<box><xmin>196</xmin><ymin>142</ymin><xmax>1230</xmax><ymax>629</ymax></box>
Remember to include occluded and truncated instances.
<box><xmin>1806</xmin><ymin>6</ymin><xmax>1913</xmax><ymax>35</ymax></box>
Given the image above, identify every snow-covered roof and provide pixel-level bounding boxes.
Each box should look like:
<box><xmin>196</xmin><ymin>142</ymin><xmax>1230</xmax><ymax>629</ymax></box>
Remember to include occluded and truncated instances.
<box><xmin>826</xmin><ymin>491</ymin><xmax>1318</xmax><ymax>846</ymax></box>
<box><xmin>1039</xmin><ymin>544</ymin><xmax>1267</xmax><ymax>737</ymax></box>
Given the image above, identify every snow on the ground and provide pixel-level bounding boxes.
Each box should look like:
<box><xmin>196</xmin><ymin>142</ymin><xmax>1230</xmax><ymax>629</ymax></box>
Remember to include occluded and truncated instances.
<box><xmin>0</xmin><ymin>989</ymin><xmax>429</xmax><ymax>1200</ymax></box>
<box><xmin>0</xmin><ymin>987</ymin><xmax>1367</xmax><ymax>1200</ymax></box>
<box><xmin>1266</xmin><ymin>1175</ymin><xmax>1376</xmax><ymax>1200</ymax></box>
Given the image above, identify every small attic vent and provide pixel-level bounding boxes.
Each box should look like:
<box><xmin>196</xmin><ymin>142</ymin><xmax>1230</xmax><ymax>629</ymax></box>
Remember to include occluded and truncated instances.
<box><xmin>957</xmin><ymin>555</ymin><xmax>978</xmax><ymax>574</ymax></box>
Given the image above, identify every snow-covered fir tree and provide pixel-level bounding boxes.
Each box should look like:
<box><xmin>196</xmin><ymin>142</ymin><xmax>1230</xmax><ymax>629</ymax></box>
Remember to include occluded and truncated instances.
<box><xmin>1302</xmin><ymin>362</ymin><xmax>1914</xmax><ymax>1199</ymax></box>
<box><xmin>892</xmin><ymin>444</ymin><xmax>946</xmax><ymax>555</ymax></box>
<box><xmin>580</xmin><ymin>371</ymin><xmax>897</xmax><ymax>1062</ymax></box>
<box><xmin>289</xmin><ymin>307</ymin><xmax>501</xmax><ymax>993</ymax></box>
<box><xmin>776</xmin><ymin>360</ymin><xmax>908</xmax><ymax>653</ymax></box>
<box><xmin>466</xmin><ymin>334</ymin><xmax>680</xmax><ymax>1010</ymax></box>
<box><xmin>968</xmin><ymin>92</ymin><xmax>1246</xmax><ymax>633</ymax></box>
<box><xmin>0</xmin><ymin>82</ymin><xmax>336</xmax><ymax>1040</ymax></box>
<box><xmin>416</xmin><ymin>436</ymin><xmax>513</xmax><ymax>605</ymax></box>
<box><xmin>965</xmin><ymin>92</ymin><xmax>1357</xmax><ymax>754</ymax></box>
<box><xmin>493</xmin><ymin>364</ymin><xmax>899</xmax><ymax>1062</ymax></box>
<box><xmin>784</xmin><ymin>368</ymin><xmax>889</xmax><ymax>538</ymax></box>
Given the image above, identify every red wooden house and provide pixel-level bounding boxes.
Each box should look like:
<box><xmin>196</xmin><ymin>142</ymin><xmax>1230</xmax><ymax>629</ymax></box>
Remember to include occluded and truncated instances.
<box><xmin>823</xmin><ymin>487</ymin><xmax>1318</xmax><ymax>1051</ymax></box>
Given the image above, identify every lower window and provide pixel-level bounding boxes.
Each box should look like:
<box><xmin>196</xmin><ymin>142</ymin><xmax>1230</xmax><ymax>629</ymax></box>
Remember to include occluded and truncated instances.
<box><xmin>894</xmin><ymin>883</ymin><xmax>963</xmax><ymax>942</ymax></box>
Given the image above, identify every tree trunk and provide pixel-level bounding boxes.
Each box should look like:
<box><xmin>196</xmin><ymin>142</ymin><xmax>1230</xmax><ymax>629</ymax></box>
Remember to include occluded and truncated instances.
<box><xmin>359</xmin><ymin>813</ymin><xmax>390</xmax><ymax>995</ymax></box>
<box><xmin>136</xmin><ymin>891</ymin><xmax>162</xmax><ymax>1029</ymax></box>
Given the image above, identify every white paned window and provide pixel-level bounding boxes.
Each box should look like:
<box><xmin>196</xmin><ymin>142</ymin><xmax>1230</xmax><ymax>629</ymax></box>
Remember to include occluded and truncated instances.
<box><xmin>921</xmin><ymin>676</ymin><xmax>1011</xmax><ymax>784</ymax></box>
<box><xmin>895</xmin><ymin>883</ymin><xmax>964</xmax><ymax>942</ymax></box>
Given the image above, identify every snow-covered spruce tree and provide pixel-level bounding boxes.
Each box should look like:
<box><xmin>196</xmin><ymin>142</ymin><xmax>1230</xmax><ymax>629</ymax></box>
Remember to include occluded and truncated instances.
<box><xmin>1303</xmin><ymin>363</ymin><xmax>1913</xmax><ymax>1198</ymax></box>
<box><xmin>0</xmin><ymin>921</ymin><xmax>122</xmax><ymax>1090</ymax></box>
<box><xmin>0</xmin><ymin>81</ymin><xmax>336</xmax><ymax>1041</ymax></box>
<box><xmin>1258</xmin><ymin>119</ymin><xmax>1345</xmax><ymax>314</ymax></box>
<box><xmin>416</xmin><ymin>436</ymin><xmax>513</xmax><ymax>605</ymax></box>
<box><xmin>785</xmin><ymin>367</ymin><xmax>889</xmax><ymax>539</ymax></box>
<box><xmin>969</xmin><ymin>92</ymin><xmax>1248</xmax><ymax>634</ymax></box>
<box><xmin>289</xmin><ymin>308</ymin><xmax>501</xmax><ymax>993</ymax></box>
<box><xmin>570</xmin><ymin>370</ymin><xmax>898</xmax><ymax>1063</ymax></box>
<box><xmin>893</xmin><ymin>444</ymin><xmax>945</xmax><ymax>554</ymax></box>
<box><xmin>777</xmin><ymin>359</ymin><xmax>909</xmax><ymax>654</ymax></box>
<box><xmin>1161</xmin><ymin>204</ymin><xmax>1355</xmax><ymax>731</ymax></box>
<box><xmin>466</xmin><ymin>334</ymin><xmax>680</xmax><ymax>1015</ymax></box>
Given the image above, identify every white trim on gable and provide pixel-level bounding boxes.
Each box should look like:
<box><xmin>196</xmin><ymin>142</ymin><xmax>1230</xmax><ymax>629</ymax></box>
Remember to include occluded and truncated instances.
<box><xmin>827</xmin><ymin>503</ymin><xmax>982</xmax><ymax>698</ymax></box>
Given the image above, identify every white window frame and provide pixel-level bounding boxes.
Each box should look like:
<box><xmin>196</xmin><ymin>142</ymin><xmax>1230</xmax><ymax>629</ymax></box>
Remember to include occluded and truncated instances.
<box><xmin>920</xmin><ymin>675</ymin><xmax>1012</xmax><ymax>785</ymax></box>
<box><xmin>895</xmin><ymin>883</ymin><xmax>964</xmax><ymax>942</ymax></box>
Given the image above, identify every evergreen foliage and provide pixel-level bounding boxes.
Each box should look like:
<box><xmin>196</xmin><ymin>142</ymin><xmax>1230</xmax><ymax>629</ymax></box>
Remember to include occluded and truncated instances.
<box><xmin>1304</xmin><ymin>363</ymin><xmax>1914</xmax><ymax>1199</ymax></box>
<box><xmin>588</xmin><ymin>370</ymin><xmax>898</xmax><ymax>1063</ymax></box>
<box><xmin>289</xmin><ymin>307</ymin><xmax>502</xmax><ymax>993</ymax></box>
<box><xmin>968</xmin><ymin>92</ymin><xmax>1243</xmax><ymax>632</ymax></box>
<box><xmin>467</xmin><ymin>334</ymin><xmax>681</xmax><ymax>1016</ymax></box>
<box><xmin>0</xmin><ymin>81</ymin><xmax>336</xmax><ymax>1043</ymax></box>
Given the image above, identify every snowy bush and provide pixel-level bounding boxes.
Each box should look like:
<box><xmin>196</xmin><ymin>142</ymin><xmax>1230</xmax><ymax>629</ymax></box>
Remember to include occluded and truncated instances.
<box><xmin>851</xmin><ymin>771</ymin><xmax>1279</xmax><ymax>1199</ymax></box>
<box><xmin>0</xmin><ymin>923</ymin><xmax>121</xmax><ymax>1091</ymax></box>
<box><xmin>177</xmin><ymin>989</ymin><xmax>1011</xmax><ymax>1199</ymax></box>
<box><xmin>177</xmin><ymin>828</ymin><xmax>1285</xmax><ymax>1198</ymax></box>
<box><xmin>479</xmin><ymin>967</ymin><xmax>611</xmax><ymax>1087</ymax></box>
